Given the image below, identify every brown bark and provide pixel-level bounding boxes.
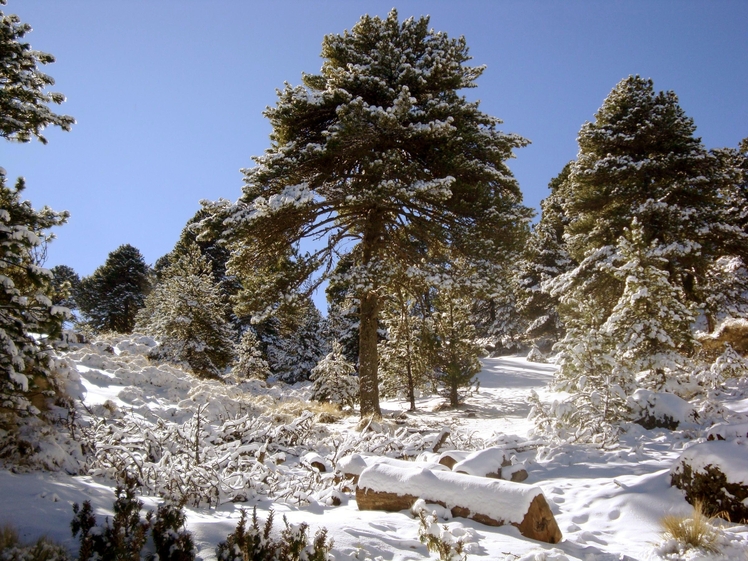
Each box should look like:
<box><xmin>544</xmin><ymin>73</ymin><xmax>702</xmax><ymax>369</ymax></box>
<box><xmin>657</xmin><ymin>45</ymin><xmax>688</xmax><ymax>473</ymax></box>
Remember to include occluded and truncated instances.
<box><xmin>358</xmin><ymin>208</ymin><xmax>385</xmax><ymax>418</ymax></box>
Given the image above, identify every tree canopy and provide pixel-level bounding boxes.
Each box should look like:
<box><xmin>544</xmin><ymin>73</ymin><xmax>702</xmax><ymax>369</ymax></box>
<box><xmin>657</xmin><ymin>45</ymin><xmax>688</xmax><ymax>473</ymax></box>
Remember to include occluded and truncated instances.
<box><xmin>221</xmin><ymin>9</ymin><xmax>531</xmax><ymax>416</ymax></box>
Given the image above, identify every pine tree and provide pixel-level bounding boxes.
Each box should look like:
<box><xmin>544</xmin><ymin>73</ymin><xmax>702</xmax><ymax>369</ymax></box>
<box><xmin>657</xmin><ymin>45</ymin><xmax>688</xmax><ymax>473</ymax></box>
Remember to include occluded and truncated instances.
<box><xmin>136</xmin><ymin>244</ymin><xmax>235</xmax><ymax>379</ymax></box>
<box><xmin>0</xmin><ymin>1</ymin><xmax>74</xmax><ymax>143</ymax></box>
<box><xmin>516</xmin><ymin>164</ymin><xmax>574</xmax><ymax>349</ymax></box>
<box><xmin>50</xmin><ymin>264</ymin><xmax>80</xmax><ymax>310</ymax></box>
<box><xmin>378</xmin><ymin>285</ymin><xmax>433</xmax><ymax>410</ymax></box>
<box><xmin>221</xmin><ymin>10</ymin><xmax>530</xmax><ymax>416</ymax></box>
<box><xmin>266</xmin><ymin>300</ymin><xmax>325</xmax><ymax>384</ymax></box>
<box><xmin>561</xmin><ymin>76</ymin><xmax>744</xmax><ymax>321</ymax></box>
<box><xmin>601</xmin><ymin>223</ymin><xmax>696</xmax><ymax>392</ymax></box>
<box><xmin>234</xmin><ymin>329</ymin><xmax>270</xmax><ymax>381</ymax></box>
<box><xmin>431</xmin><ymin>280</ymin><xmax>482</xmax><ymax>408</ymax></box>
<box><xmin>310</xmin><ymin>341</ymin><xmax>359</xmax><ymax>410</ymax></box>
<box><xmin>0</xmin><ymin>171</ymin><xmax>68</xmax><ymax>415</ymax></box>
<box><xmin>77</xmin><ymin>244</ymin><xmax>151</xmax><ymax>333</ymax></box>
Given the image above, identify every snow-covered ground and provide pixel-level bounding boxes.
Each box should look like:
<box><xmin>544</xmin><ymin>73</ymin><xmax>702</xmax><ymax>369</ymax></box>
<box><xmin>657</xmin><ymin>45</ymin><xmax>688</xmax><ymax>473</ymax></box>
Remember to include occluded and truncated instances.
<box><xmin>2</xmin><ymin>336</ymin><xmax>748</xmax><ymax>561</ymax></box>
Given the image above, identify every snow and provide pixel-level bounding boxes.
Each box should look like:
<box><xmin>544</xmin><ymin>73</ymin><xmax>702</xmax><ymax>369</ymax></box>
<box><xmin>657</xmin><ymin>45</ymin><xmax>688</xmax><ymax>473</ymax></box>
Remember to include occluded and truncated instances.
<box><xmin>1</xmin><ymin>338</ymin><xmax>748</xmax><ymax>560</ymax></box>
<box><xmin>358</xmin><ymin>463</ymin><xmax>542</xmax><ymax>526</ymax></box>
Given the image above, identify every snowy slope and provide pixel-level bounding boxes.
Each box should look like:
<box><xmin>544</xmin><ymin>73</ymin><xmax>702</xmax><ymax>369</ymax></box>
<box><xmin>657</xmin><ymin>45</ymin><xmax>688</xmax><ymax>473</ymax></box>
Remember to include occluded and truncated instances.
<box><xmin>2</xmin><ymin>336</ymin><xmax>748</xmax><ymax>561</ymax></box>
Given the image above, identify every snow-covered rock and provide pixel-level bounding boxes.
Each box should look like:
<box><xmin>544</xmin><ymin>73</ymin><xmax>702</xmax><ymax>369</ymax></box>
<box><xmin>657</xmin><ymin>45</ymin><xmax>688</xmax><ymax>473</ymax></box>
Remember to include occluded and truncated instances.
<box><xmin>627</xmin><ymin>389</ymin><xmax>698</xmax><ymax>430</ymax></box>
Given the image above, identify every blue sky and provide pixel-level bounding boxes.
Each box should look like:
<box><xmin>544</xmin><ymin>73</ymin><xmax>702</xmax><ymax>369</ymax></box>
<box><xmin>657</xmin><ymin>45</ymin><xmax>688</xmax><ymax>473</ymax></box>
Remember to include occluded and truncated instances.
<box><xmin>2</xmin><ymin>1</ymin><xmax>747</xmax><ymax>294</ymax></box>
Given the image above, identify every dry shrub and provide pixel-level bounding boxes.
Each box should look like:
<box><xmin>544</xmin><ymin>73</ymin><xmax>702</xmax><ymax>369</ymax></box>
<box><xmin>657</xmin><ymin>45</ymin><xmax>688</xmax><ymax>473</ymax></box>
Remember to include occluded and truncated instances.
<box><xmin>0</xmin><ymin>524</ymin><xmax>20</xmax><ymax>550</ymax></box>
<box><xmin>271</xmin><ymin>399</ymin><xmax>348</xmax><ymax>424</ymax></box>
<box><xmin>661</xmin><ymin>500</ymin><xmax>720</xmax><ymax>553</ymax></box>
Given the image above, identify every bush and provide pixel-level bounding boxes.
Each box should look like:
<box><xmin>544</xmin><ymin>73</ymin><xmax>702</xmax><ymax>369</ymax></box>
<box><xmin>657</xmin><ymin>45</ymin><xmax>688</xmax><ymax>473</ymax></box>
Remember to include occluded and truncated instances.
<box><xmin>216</xmin><ymin>507</ymin><xmax>332</xmax><ymax>561</ymax></box>
<box><xmin>71</xmin><ymin>475</ymin><xmax>194</xmax><ymax>561</ymax></box>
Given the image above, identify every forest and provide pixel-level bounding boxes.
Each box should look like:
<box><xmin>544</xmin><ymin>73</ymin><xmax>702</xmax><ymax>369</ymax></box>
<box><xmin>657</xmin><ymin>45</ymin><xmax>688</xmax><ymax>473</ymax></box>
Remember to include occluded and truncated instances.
<box><xmin>2</xmin><ymin>6</ymin><xmax>748</xmax><ymax>561</ymax></box>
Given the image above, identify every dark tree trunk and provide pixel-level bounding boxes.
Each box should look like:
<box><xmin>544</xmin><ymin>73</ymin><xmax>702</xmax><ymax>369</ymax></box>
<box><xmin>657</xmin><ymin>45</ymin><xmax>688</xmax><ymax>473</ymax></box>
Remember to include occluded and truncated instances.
<box><xmin>358</xmin><ymin>208</ymin><xmax>385</xmax><ymax>418</ymax></box>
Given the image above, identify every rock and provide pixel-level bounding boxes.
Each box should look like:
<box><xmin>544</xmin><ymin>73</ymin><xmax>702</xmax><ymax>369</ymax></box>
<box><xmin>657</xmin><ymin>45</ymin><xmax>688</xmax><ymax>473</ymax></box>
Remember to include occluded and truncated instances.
<box><xmin>356</xmin><ymin>463</ymin><xmax>561</xmax><ymax>544</ymax></box>
<box><xmin>670</xmin><ymin>440</ymin><xmax>748</xmax><ymax>522</ymax></box>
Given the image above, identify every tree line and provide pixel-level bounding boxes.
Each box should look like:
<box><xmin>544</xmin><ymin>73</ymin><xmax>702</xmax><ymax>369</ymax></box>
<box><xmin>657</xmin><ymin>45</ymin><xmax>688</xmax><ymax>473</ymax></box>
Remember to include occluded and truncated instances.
<box><xmin>2</xmin><ymin>6</ymin><xmax>747</xmax><ymax>440</ymax></box>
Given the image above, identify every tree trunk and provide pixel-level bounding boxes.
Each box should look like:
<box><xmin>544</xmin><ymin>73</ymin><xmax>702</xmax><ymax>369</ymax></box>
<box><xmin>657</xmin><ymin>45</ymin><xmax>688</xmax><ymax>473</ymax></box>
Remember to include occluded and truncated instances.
<box><xmin>358</xmin><ymin>207</ymin><xmax>385</xmax><ymax>418</ymax></box>
<box><xmin>359</xmin><ymin>290</ymin><xmax>382</xmax><ymax>417</ymax></box>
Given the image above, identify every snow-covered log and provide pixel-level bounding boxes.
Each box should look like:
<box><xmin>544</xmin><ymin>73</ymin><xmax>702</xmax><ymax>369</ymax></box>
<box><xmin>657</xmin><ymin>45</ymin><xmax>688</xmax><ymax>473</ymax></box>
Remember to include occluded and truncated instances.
<box><xmin>452</xmin><ymin>446</ymin><xmax>528</xmax><ymax>482</ymax></box>
<box><xmin>336</xmin><ymin>453</ymin><xmax>449</xmax><ymax>483</ymax></box>
<box><xmin>356</xmin><ymin>464</ymin><xmax>561</xmax><ymax>543</ymax></box>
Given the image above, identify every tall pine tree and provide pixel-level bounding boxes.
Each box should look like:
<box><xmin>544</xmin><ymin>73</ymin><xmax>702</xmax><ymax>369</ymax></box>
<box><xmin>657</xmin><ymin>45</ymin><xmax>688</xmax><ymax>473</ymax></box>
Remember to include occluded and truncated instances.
<box><xmin>221</xmin><ymin>10</ymin><xmax>530</xmax><ymax>416</ymax></box>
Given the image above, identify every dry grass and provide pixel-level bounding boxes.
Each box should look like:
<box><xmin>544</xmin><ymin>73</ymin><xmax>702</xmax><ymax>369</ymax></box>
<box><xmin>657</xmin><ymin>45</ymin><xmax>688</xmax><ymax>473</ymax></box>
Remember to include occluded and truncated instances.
<box><xmin>0</xmin><ymin>524</ymin><xmax>20</xmax><ymax>550</ymax></box>
<box><xmin>661</xmin><ymin>500</ymin><xmax>721</xmax><ymax>553</ymax></box>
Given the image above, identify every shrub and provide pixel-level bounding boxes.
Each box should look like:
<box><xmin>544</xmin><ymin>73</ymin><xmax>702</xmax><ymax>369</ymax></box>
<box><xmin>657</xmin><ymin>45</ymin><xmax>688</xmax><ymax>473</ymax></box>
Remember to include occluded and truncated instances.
<box><xmin>215</xmin><ymin>507</ymin><xmax>332</xmax><ymax>561</ymax></box>
<box><xmin>417</xmin><ymin>510</ymin><xmax>467</xmax><ymax>561</ymax></box>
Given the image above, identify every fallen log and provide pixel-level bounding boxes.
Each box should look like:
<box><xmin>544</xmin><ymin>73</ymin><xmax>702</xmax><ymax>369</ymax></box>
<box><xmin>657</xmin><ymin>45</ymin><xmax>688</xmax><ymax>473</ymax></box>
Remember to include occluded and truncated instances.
<box><xmin>356</xmin><ymin>463</ymin><xmax>561</xmax><ymax>544</ymax></box>
<box><xmin>452</xmin><ymin>446</ymin><xmax>528</xmax><ymax>482</ymax></box>
<box><xmin>336</xmin><ymin>453</ymin><xmax>449</xmax><ymax>483</ymax></box>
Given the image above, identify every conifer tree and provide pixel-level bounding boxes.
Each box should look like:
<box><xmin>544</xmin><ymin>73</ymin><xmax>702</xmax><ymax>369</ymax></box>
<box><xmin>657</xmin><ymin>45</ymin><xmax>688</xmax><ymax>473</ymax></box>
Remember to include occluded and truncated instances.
<box><xmin>516</xmin><ymin>165</ymin><xmax>574</xmax><ymax>349</ymax></box>
<box><xmin>50</xmin><ymin>264</ymin><xmax>80</xmax><ymax>311</ymax></box>
<box><xmin>378</xmin><ymin>285</ymin><xmax>433</xmax><ymax>410</ymax></box>
<box><xmin>0</xmin><ymin>171</ymin><xmax>68</xmax><ymax>414</ymax></box>
<box><xmin>431</xmin><ymin>281</ymin><xmax>482</xmax><ymax>408</ymax></box>
<box><xmin>0</xmin><ymin>1</ymin><xmax>74</xmax><ymax>143</ymax></box>
<box><xmin>77</xmin><ymin>244</ymin><xmax>151</xmax><ymax>333</ymax></box>
<box><xmin>310</xmin><ymin>341</ymin><xmax>359</xmax><ymax>410</ymax></box>
<box><xmin>136</xmin><ymin>244</ymin><xmax>235</xmax><ymax>379</ymax></box>
<box><xmin>234</xmin><ymin>329</ymin><xmax>270</xmax><ymax>381</ymax></box>
<box><xmin>266</xmin><ymin>300</ymin><xmax>325</xmax><ymax>384</ymax></box>
<box><xmin>221</xmin><ymin>10</ymin><xmax>530</xmax><ymax>416</ymax></box>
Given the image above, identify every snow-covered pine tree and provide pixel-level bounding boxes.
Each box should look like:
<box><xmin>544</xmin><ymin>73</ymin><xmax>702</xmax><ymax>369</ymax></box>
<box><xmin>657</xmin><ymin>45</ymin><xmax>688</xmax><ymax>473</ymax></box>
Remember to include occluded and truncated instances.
<box><xmin>431</xmin><ymin>280</ymin><xmax>482</xmax><ymax>408</ymax></box>
<box><xmin>77</xmin><ymin>244</ymin><xmax>151</xmax><ymax>333</ymax></box>
<box><xmin>601</xmin><ymin>223</ymin><xmax>696</xmax><ymax>394</ymax></box>
<box><xmin>220</xmin><ymin>9</ymin><xmax>531</xmax><ymax>416</ymax></box>
<box><xmin>561</xmin><ymin>76</ymin><xmax>744</xmax><ymax>323</ymax></box>
<box><xmin>233</xmin><ymin>328</ymin><xmax>270</xmax><ymax>381</ymax></box>
<box><xmin>516</xmin><ymin>164</ymin><xmax>574</xmax><ymax>350</ymax></box>
<box><xmin>50</xmin><ymin>264</ymin><xmax>80</xmax><ymax>311</ymax></box>
<box><xmin>136</xmin><ymin>244</ymin><xmax>235</xmax><ymax>379</ymax></box>
<box><xmin>0</xmin><ymin>172</ymin><xmax>69</xmax><ymax>417</ymax></box>
<box><xmin>378</xmin><ymin>285</ymin><xmax>433</xmax><ymax>410</ymax></box>
<box><xmin>265</xmin><ymin>300</ymin><xmax>326</xmax><ymax>384</ymax></box>
<box><xmin>310</xmin><ymin>341</ymin><xmax>359</xmax><ymax>410</ymax></box>
<box><xmin>0</xmin><ymin>2</ymin><xmax>74</xmax><ymax>143</ymax></box>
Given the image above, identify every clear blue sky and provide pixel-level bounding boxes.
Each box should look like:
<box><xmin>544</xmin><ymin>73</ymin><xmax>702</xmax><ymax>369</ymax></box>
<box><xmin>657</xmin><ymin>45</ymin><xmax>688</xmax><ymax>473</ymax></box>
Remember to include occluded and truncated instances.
<box><xmin>2</xmin><ymin>1</ymin><xmax>746</xmax><ymax>290</ymax></box>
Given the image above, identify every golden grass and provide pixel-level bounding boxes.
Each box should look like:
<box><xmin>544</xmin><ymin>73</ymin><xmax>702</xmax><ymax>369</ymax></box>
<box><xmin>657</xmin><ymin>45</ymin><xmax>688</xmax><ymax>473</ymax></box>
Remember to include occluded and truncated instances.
<box><xmin>660</xmin><ymin>500</ymin><xmax>721</xmax><ymax>553</ymax></box>
<box><xmin>0</xmin><ymin>524</ymin><xmax>20</xmax><ymax>550</ymax></box>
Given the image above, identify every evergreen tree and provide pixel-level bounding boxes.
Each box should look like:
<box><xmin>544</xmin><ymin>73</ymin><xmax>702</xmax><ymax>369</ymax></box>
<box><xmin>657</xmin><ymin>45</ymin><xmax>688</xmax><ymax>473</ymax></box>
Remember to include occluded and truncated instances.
<box><xmin>0</xmin><ymin>171</ymin><xmax>68</xmax><ymax>415</ymax></box>
<box><xmin>516</xmin><ymin>165</ymin><xmax>574</xmax><ymax>349</ymax></box>
<box><xmin>431</xmin><ymin>280</ymin><xmax>482</xmax><ymax>408</ymax></box>
<box><xmin>50</xmin><ymin>264</ymin><xmax>80</xmax><ymax>311</ymax></box>
<box><xmin>221</xmin><ymin>10</ymin><xmax>530</xmax><ymax>416</ymax></box>
<box><xmin>234</xmin><ymin>328</ymin><xmax>270</xmax><ymax>381</ymax></box>
<box><xmin>266</xmin><ymin>300</ymin><xmax>325</xmax><ymax>384</ymax></box>
<box><xmin>136</xmin><ymin>244</ymin><xmax>235</xmax><ymax>379</ymax></box>
<box><xmin>378</xmin><ymin>285</ymin><xmax>433</xmax><ymax>410</ymax></box>
<box><xmin>561</xmin><ymin>76</ymin><xmax>744</xmax><ymax>322</ymax></box>
<box><xmin>310</xmin><ymin>341</ymin><xmax>359</xmax><ymax>410</ymax></box>
<box><xmin>0</xmin><ymin>1</ymin><xmax>74</xmax><ymax>143</ymax></box>
<box><xmin>77</xmin><ymin>244</ymin><xmax>151</xmax><ymax>333</ymax></box>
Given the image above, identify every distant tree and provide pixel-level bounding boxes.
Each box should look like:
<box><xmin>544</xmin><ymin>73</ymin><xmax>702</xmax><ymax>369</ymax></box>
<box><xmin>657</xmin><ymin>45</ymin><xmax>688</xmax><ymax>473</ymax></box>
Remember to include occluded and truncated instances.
<box><xmin>136</xmin><ymin>244</ymin><xmax>235</xmax><ymax>379</ymax></box>
<box><xmin>378</xmin><ymin>284</ymin><xmax>434</xmax><ymax>410</ymax></box>
<box><xmin>0</xmin><ymin>1</ymin><xmax>74</xmax><ymax>143</ymax></box>
<box><xmin>310</xmin><ymin>341</ymin><xmax>359</xmax><ymax>410</ymax></box>
<box><xmin>234</xmin><ymin>328</ymin><xmax>270</xmax><ymax>381</ymax></box>
<box><xmin>221</xmin><ymin>10</ymin><xmax>530</xmax><ymax>416</ymax></box>
<box><xmin>77</xmin><ymin>244</ymin><xmax>151</xmax><ymax>333</ymax></box>
<box><xmin>431</xmin><ymin>275</ymin><xmax>483</xmax><ymax>408</ymax></box>
<box><xmin>49</xmin><ymin>264</ymin><xmax>80</xmax><ymax>310</ymax></box>
<box><xmin>0</xmin><ymin>171</ymin><xmax>68</xmax><ymax>415</ymax></box>
<box><xmin>516</xmin><ymin>164</ymin><xmax>574</xmax><ymax>349</ymax></box>
<box><xmin>266</xmin><ymin>300</ymin><xmax>326</xmax><ymax>384</ymax></box>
